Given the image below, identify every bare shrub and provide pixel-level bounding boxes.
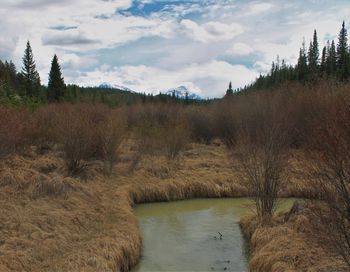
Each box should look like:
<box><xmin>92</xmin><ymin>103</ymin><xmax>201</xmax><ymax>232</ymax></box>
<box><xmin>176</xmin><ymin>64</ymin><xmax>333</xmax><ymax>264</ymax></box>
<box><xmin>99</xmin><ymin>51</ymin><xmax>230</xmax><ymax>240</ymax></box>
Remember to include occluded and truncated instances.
<box><xmin>0</xmin><ymin>107</ymin><xmax>29</xmax><ymax>157</ymax></box>
<box><xmin>212</xmin><ymin>100</ymin><xmax>238</xmax><ymax>148</ymax></box>
<box><xmin>127</xmin><ymin>103</ymin><xmax>176</xmax><ymax>129</ymax></box>
<box><xmin>163</xmin><ymin>118</ymin><xmax>190</xmax><ymax>160</ymax></box>
<box><xmin>307</xmin><ymin>94</ymin><xmax>350</xmax><ymax>266</ymax></box>
<box><xmin>56</xmin><ymin>104</ymin><xmax>99</xmax><ymax>174</ymax></box>
<box><xmin>212</xmin><ymin>96</ymin><xmax>253</xmax><ymax>148</ymax></box>
<box><xmin>96</xmin><ymin>109</ymin><xmax>127</xmax><ymax>175</ymax></box>
<box><xmin>233</xmin><ymin>93</ymin><xmax>292</xmax><ymax>220</ymax></box>
<box><xmin>185</xmin><ymin>106</ymin><xmax>215</xmax><ymax>144</ymax></box>
<box><xmin>30</xmin><ymin>104</ymin><xmax>61</xmax><ymax>151</ymax></box>
<box><xmin>128</xmin><ymin>104</ymin><xmax>190</xmax><ymax>171</ymax></box>
<box><xmin>134</xmin><ymin>120</ymin><xmax>164</xmax><ymax>156</ymax></box>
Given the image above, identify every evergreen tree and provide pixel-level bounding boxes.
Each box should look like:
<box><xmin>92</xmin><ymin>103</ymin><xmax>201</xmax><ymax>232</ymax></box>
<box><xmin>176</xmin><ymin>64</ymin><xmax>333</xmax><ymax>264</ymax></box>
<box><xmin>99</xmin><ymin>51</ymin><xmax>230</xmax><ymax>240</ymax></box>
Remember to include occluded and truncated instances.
<box><xmin>307</xmin><ymin>40</ymin><xmax>313</xmax><ymax>65</ymax></box>
<box><xmin>240</xmin><ymin>23</ymin><xmax>350</xmax><ymax>92</ymax></box>
<box><xmin>64</xmin><ymin>85</ymin><xmax>78</xmax><ymax>102</ymax></box>
<box><xmin>21</xmin><ymin>41</ymin><xmax>41</xmax><ymax>97</ymax></box>
<box><xmin>326</xmin><ymin>40</ymin><xmax>337</xmax><ymax>76</ymax></box>
<box><xmin>0</xmin><ymin>60</ymin><xmax>18</xmax><ymax>95</ymax></box>
<box><xmin>308</xmin><ymin>30</ymin><xmax>319</xmax><ymax>76</ymax></box>
<box><xmin>141</xmin><ymin>92</ymin><xmax>147</xmax><ymax>103</ymax></box>
<box><xmin>48</xmin><ymin>54</ymin><xmax>65</xmax><ymax>102</ymax></box>
<box><xmin>336</xmin><ymin>21</ymin><xmax>349</xmax><ymax>81</ymax></box>
<box><xmin>297</xmin><ymin>39</ymin><xmax>308</xmax><ymax>81</ymax></box>
<box><xmin>320</xmin><ymin>46</ymin><xmax>327</xmax><ymax>76</ymax></box>
<box><xmin>185</xmin><ymin>91</ymin><xmax>189</xmax><ymax>100</ymax></box>
<box><xmin>280</xmin><ymin>59</ymin><xmax>288</xmax><ymax>82</ymax></box>
<box><xmin>312</xmin><ymin>30</ymin><xmax>320</xmax><ymax>64</ymax></box>
<box><xmin>226</xmin><ymin>81</ymin><xmax>233</xmax><ymax>96</ymax></box>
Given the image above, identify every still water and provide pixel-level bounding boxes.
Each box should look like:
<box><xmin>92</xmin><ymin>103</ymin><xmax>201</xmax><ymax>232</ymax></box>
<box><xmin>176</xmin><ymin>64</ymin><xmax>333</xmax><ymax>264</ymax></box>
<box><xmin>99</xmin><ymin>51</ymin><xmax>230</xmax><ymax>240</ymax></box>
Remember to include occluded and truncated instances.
<box><xmin>132</xmin><ymin>198</ymin><xmax>296</xmax><ymax>272</ymax></box>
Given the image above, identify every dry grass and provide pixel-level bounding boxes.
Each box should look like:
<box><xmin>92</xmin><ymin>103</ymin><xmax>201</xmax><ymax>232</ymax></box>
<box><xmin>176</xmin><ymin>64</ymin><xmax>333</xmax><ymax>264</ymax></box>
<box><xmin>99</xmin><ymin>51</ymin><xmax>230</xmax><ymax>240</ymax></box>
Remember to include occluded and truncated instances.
<box><xmin>0</xmin><ymin>140</ymin><xmax>244</xmax><ymax>272</ymax></box>
<box><xmin>240</xmin><ymin>203</ymin><xmax>349</xmax><ymax>272</ymax></box>
<box><xmin>0</xmin><ymin>140</ymin><xmax>344</xmax><ymax>272</ymax></box>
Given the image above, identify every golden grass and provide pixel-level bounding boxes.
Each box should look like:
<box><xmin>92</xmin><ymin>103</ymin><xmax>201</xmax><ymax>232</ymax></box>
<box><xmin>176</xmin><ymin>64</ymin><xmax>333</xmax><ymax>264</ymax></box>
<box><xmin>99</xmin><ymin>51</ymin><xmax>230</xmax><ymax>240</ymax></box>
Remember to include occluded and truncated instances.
<box><xmin>240</xmin><ymin>205</ymin><xmax>348</xmax><ymax>272</ymax></box>
<box><xmin>0</xmin><ymin>141</ymin><xmax>344</xmax><ymax>271</ymax></box>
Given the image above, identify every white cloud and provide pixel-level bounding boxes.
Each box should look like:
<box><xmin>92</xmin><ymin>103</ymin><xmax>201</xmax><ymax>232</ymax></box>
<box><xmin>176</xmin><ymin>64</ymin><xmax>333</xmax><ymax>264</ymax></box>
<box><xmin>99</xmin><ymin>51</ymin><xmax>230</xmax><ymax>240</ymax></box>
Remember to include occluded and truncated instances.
<box><xmin>60</xmin><ymin>53</ymin><xmax>98</xmax><ymax>71</ymax></box>
<box><xmin>0</xmin><ymin>0</ymin><xmax>179</xmax><ymax>85</ymax></box>
<box><xmin>226</xmin><ymin>43</ymin><xmax>254</xmax><ymax>56</ymax></box>
<box><xmin>253</xmin><ymin>61</ymin><xmax>272</xmax><ymax>74</ymax></box>
<box><xmin>181</xmin><ymin>20</ymin><xmax>243</xmax><ymax>43</ymax></box>
<box><xmin>244</xmin><ymin>2</ymin><xmax>274</xmax><ymax>16</ymax></box>
<box><xmin>71</xmin><ymin>61</ymin><xmax>258</xmax><ymax>98</ymax></box>
<box><xmin>0</xmin><ymin>36</ymin><xmax>18</xmax><ymax>60</ymax></box>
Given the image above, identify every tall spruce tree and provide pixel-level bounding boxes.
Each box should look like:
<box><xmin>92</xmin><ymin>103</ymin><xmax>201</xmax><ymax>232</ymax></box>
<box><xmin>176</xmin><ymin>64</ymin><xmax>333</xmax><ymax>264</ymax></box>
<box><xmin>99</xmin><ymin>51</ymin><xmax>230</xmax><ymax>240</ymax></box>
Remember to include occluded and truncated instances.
<box><xmin>226</xmin><ymin>81</ymin><xmax>233</xmax><ymax>96</ymax></box>
<box><xmin>326</xmin><ymin>40</ymin><xmax>337</xmax><ymax>76</ymax></box>
<box><xmin>48</xmin><ymin>55</ymin><xmax>65</xmax><ymax>102</ymax></box>
<box><xmin>308</xmin><ymin>30</ymin><xmax>319</xmax><ymax>77</ymax></box>
<box><xmin>297</xmin><ymin>39</ymin><xmax>308</xmax><ymax>81</ymax></box>
<box><xmin>336</xmin><ymin>21</ymin><xmax>349</xmax><ymax>81</ymax></box>
<box><xmin>21</xmin><ymin>41</ymin><xmax>41</xmax><ymax>97</ymax></box>
<box><xmin>320</xmin><ymin>46</ymin><xmax>327</xmax><ymax>76</ymax></box>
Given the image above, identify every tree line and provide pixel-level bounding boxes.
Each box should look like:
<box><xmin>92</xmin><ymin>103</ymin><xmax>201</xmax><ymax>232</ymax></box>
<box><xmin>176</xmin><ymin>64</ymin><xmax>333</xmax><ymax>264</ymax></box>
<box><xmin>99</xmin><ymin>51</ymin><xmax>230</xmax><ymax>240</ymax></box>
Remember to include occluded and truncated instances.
<box><xmin>0</xmin><ymin>42</ymin><xmax>205</xmax><ymax>109</ymax></box>
<box><xmin>228</xmin><ymin>21</ymin><xmax>350</xmax><ymax>94</ymax></box>
<box><xmin>0</xmin><ymin>41</ymin><xmax>65</xmax><ymax>107</ymax></box>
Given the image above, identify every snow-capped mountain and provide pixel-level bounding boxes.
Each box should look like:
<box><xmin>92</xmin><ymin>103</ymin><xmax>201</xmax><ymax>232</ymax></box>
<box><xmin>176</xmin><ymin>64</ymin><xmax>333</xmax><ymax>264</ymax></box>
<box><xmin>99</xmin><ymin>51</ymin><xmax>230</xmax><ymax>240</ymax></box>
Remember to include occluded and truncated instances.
<box><xmin>98</xmin><ymin>83</ymin><xmax>135</xmax><ymax>93</ymax></box>
<box><xmin>97</xmin><ymin>82</ymin><xmax>202</xmax><ymax>100</ymax></box>
<box><xmin>164</xmin><ymin>85</ymin><xmax>202</xmax><ymax>100</ymax></box>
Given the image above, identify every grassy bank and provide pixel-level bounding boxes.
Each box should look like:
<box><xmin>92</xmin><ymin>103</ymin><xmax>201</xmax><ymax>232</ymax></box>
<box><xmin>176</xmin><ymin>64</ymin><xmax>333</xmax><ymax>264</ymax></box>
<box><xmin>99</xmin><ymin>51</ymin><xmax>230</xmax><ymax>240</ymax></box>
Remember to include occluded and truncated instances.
<box><xmin>0</xmin><ymin>140</ymin><xmax>246</xmax><ymax>272</ymax></box>
<box><xmin>0</xmin><ymin>138</ymin><xmax>332</xmax><ymax>272</ymax></box>
<box><xmin>239</xmin><ymin>205</ymin><xmax>348</xmax><ymax>272</ymax></box>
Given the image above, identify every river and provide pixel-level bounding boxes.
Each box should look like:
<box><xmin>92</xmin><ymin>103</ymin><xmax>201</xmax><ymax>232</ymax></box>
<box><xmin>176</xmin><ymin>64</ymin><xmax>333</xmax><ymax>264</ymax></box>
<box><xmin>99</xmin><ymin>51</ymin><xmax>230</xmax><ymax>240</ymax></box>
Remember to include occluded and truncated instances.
<box><xmin>132</xmin><ymin>198</ymin><xmax>296</xmax><ymax>272</ymax></box>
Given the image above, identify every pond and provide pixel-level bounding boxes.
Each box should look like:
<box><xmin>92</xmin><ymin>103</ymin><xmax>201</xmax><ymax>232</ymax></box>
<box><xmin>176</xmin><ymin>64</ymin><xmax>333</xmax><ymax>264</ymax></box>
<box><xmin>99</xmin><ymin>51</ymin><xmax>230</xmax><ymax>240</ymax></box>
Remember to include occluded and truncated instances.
<box><xmin>132</xmin><ymin>198</ymin><xmax>296</xmax><ymax>272</ymax></box>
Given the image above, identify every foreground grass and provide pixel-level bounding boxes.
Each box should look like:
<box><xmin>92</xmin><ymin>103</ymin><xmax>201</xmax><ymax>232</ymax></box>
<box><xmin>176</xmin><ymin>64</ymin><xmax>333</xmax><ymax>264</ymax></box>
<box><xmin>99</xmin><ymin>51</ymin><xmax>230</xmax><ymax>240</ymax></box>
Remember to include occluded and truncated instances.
<box><xmin>0</xmin><ymin>140</ymin><xmax>345</xmax><ymax>271</ymax></box>
<box><xmin>240</xmin><ymin>206</ymin><xmax>348</xmax><ymax>272</ymax></box>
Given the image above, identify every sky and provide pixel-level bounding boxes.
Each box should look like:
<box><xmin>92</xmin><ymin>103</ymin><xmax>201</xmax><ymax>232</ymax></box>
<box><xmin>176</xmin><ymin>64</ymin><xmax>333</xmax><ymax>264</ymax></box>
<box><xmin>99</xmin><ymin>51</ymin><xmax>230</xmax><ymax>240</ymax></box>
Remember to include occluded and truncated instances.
<box><xmin>0</xmin><ymin>0</ymin><xmax>349</xmax><ymax>98</ymax></box>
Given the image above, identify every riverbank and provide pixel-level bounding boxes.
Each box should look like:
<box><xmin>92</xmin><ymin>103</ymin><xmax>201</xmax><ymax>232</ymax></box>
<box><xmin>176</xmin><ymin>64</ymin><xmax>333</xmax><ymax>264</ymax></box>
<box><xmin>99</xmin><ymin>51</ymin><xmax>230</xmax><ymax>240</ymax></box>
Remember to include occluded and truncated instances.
<box><xmin>0</xmin><ymin>140</ymin><xmax>341</xmax><ymax>271</ymax></box>
<box><xmin>239</xmin><ymin>203</ymin><xmax>348</xmax><ymax>272</ymax></box>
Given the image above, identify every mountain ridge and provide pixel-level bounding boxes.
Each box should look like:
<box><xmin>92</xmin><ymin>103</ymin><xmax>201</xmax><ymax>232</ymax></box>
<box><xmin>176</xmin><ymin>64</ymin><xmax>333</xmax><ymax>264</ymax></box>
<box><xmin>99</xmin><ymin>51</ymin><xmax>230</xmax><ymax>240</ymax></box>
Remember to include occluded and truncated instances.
<box><xmin>97</xmin><ymin>83</ymin><xmax>202</xmax><ymax>100</ymax></box>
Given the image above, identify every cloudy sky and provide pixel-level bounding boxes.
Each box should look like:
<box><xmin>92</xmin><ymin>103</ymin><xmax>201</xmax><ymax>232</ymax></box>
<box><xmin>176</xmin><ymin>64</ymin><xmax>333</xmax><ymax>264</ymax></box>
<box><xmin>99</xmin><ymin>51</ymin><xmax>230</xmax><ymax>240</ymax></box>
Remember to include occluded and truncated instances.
<box><xmin>1</xmin><ymin>0</ymin><xmax>349</xmax><ymax>98</ymax></box>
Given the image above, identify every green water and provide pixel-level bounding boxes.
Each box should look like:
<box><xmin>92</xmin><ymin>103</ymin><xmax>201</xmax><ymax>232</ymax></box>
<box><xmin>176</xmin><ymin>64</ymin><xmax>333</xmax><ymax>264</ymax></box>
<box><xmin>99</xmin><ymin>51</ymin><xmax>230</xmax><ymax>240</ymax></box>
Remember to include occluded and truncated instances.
<box><xmin>132</xmin><ymin>198</ymin><xmax>296</xmax><ymax>272</ymax></box>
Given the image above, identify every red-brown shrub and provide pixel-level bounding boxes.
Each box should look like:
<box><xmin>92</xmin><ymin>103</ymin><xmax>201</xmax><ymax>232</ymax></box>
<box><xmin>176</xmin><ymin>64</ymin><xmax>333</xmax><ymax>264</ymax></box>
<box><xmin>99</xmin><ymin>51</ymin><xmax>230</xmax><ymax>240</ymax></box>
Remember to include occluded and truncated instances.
<box><xmin>130</xmin><ymin>103</ymin><xmax>190</xmax><ymax>164</ymax></box>
<box><xmin>0</xmin><ymin>107</ymin><xmax>29</xmax><ymax>157</ymax></box>
<box><xmin>163</xmin><ymin>117</ymin><xmax>190</xmax><ymax>160</ymax></box>
<box><xmin>212</xmin><ymin>97</ymin><xmax>243</xmax><ymax>148</ymax></box>
<box><xmin>307</xmin><ymin>93</ymin><xmax>350</xmax><ymax>266</ymax></box>
<box><xmin>53</xmin><ymin>103</ymin><xmax>110</xmax><ymax>174</ymax></box>
<box><xmin>185</xmin><ymin>106</ymin><xmax>216</xmax><ymax>144</ymax></box>
<box><xmin>96</xmin><ymin>109</ymin><xmax>127</xmax><ymax>175</ymax></box>
<box><xmin>232</xmin><ymin>92</ymin><xmax>293</xmax><ymax>219</ymax></box>
<box><xmin>30</xmin><ymin>104</ymin><xmax>62</xmax><ymax>150</ymax></box>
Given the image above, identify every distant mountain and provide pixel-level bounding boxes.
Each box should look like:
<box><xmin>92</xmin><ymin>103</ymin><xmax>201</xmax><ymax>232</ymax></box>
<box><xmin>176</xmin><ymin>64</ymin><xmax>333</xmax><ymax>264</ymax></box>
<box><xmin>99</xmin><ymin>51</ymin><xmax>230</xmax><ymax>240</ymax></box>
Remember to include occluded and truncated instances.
<box><xmin>98</xmin><ymin>83</ymin><xmax>135</xmax><ymax>93</ymax></box>
<box><xmin>164</xmin><ymin>85</ymin><xmax>202</xmax><ymax>100</ymax></box>
<box><xmin>97</xmin><ymin>83</ymin><xmax>202</xmax><ymax>100</ymax></box>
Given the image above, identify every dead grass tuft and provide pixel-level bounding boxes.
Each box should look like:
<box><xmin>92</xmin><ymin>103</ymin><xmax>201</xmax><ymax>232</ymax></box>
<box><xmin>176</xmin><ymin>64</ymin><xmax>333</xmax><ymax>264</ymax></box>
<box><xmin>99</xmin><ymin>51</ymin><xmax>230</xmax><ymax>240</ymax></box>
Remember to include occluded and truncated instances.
<box><xmin>240</xmin><ymin>203</ymin><xmax>349</xmax><ymax>272</ymax></box>
<box><xmin>30</xmin><ymin>176</ymin><xmax>78</xmax><ymax>198</ymax></box>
